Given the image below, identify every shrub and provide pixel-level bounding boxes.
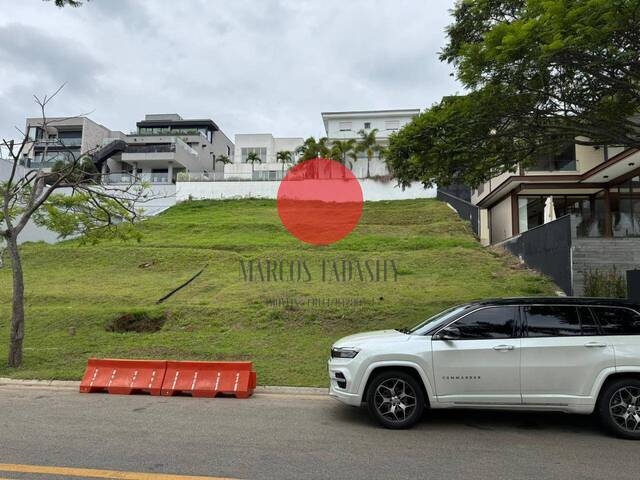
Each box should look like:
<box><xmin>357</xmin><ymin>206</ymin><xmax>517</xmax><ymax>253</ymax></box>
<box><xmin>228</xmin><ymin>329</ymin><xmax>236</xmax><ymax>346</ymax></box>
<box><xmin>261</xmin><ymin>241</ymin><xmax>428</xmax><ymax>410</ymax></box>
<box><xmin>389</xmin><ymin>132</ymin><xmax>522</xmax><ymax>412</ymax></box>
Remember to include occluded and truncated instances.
<box><xmin>105</xmin><ymin>309</ymin><xmax>167</xmax><ymax>333</ymax></box>
<box><xmin>583</xmin><ymin>268</ymin><xmax>627</xmax><ymax>298</ymax></box>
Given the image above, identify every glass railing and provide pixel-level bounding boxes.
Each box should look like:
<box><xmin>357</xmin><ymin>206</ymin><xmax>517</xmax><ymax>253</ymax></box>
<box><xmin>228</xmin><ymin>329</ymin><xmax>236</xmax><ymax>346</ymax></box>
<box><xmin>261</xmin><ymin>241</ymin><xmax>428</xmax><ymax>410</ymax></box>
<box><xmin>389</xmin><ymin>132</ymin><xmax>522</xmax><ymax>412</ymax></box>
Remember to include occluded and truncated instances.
<box><xmin>105</xmin><ymin>173</ymin><xmax>136</xmax><ymax>184</ymax></box>
<box><xmin>27</xmin><ymin>161</ymin><xmax>59</xmax><ymax>169</ymax></box>
<box><xmin>35</xmin><ymin>137</ymin><xmax>82</xmax><ymax>147</ymax></box>
<box><xmin>33</xmin><ymin>152</ymin><xmax>77</xmax><ymax>164</ymax></box>
<box><xmin>104</xmin><ymin>172</ymin><xmax>172</xmax><ymax>184</ymax></box>
<box><xmin>132</xmin><ymin>130</ymin><xmax>208</xmax><ymax>141</ymax></box>
<box><xmin>145</xmin><ymin>173</ymin><xmax>169</xmax><ymax>184</ymax></box>
<box><xmin>177</xmin><ymin>171</ymin><xmax>289</xmax><ymax>182</ymax></box>
<box><xmin>124</xmin><ymin>144</ymin><xmax>176</xmax><ymax>154</ymax></box>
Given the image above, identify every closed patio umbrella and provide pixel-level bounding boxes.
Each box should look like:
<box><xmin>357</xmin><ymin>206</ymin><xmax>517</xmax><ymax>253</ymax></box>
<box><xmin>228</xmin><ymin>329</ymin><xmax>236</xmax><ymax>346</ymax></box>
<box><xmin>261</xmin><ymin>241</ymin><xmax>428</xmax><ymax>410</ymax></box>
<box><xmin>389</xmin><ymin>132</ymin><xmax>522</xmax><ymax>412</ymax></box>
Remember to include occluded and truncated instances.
<box><xmin>544</xmin><ymin>196</ymin><xmax>557</xmax><ymax>223</ymax></box>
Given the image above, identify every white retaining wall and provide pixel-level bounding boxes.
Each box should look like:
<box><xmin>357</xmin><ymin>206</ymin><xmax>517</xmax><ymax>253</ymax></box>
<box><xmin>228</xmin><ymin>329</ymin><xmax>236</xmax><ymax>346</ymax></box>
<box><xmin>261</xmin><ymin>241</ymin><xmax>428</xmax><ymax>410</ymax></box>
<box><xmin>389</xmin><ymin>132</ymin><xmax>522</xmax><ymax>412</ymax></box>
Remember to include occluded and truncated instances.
<box><xmin>3</xmin><ymin>184</ymin><xmax>176</xmax><ymax>245</ymax></box>
<box><xmin>176</xmin><ymin>180</ymin><xmax>436</xmax><ymax>202</ymax></box>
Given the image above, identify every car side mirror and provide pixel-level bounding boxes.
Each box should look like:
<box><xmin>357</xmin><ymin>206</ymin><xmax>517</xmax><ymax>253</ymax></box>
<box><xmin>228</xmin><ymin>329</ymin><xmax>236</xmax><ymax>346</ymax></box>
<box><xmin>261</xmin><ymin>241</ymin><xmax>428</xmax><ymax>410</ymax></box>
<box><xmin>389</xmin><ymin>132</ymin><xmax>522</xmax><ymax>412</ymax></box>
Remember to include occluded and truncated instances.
<box><xmin>434</xmin><ymin>327</ymin><xmax>460</xmax><ymax>341</ymax></box>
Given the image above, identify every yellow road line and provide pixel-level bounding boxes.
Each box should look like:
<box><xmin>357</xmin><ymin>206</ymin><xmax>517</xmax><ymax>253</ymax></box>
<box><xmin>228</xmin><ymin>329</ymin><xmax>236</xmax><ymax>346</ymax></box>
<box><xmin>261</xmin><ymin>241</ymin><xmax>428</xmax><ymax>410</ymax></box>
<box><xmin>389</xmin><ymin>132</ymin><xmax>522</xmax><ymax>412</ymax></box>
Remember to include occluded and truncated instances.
<box><xmin>0</xmin><ymin>464</ymin><xmax>239</xmax><ymax>480</ymax></box>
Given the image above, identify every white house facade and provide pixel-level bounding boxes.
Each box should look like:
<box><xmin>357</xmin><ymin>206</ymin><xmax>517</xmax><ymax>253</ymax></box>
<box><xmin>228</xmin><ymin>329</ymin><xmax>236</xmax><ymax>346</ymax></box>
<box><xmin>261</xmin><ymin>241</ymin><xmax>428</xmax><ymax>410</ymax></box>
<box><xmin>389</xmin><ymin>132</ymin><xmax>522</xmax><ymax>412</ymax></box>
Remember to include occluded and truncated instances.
<box><xmin>321</xmin><ymin>109</ymin><xmax>420</xmax><ymax>178</ymax></box>
<box><xmin>227</xmin><ymin>133</ymin><xmax>303</xmax><ymax>180</ymax></box>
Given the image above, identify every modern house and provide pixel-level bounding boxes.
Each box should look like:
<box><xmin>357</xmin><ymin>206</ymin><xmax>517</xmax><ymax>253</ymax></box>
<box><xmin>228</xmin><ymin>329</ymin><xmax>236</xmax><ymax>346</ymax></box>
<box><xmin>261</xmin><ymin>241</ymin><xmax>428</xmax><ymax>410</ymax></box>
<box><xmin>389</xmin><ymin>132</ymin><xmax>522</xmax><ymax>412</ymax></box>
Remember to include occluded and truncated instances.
<box><xmin>321</xmin><ymin>109</ymin><xmax>420</xmax><ymax>178</ymax></box>
<box><xmin>20</xmin><ymin>114</ymin><xmax>234</xmax><ymax>185</ymax></box>
<box><xmin>101</xmin><ymin>114</ymin><xmax>234</xmax><ymax>184</ymax></box>
<box><xmin>471</xmin><ymin>144</ymin><xmax>639</xmax><ymax>245</ymax></box>
<box><xmin>440</xmin><ymin>142</ymin><xmax>640</xmax><ymax>295</ymax></box>
<box><xmin>23</xmin><ymin>116</ymin><xmax>113</xmax><ymax>169</ymax></box>
<box><xmin>226</xmin><ymin>133</ymin><xmax>303</xmax><ymax>180</ymax></box>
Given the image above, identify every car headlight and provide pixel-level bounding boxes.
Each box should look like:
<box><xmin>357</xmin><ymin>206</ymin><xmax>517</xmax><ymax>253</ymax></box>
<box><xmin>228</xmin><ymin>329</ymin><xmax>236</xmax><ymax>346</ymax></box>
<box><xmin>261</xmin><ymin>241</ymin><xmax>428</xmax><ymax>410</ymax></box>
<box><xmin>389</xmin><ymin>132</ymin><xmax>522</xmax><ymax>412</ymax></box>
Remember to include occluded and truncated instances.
<box><xmin>331</xmin><ymin>347</ymin><xmax>359</xmax><ymax>359</ymax></box>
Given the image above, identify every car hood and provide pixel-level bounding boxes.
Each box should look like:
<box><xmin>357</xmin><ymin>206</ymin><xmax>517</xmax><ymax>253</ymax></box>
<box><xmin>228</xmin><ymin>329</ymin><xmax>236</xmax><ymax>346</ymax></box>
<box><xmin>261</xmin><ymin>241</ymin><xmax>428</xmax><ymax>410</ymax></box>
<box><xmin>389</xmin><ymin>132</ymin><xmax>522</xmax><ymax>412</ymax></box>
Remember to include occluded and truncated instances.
<box><xmin>333</xmin><ymin>329</ymin><xmax>410</xmax><ymax>348</ymax></box>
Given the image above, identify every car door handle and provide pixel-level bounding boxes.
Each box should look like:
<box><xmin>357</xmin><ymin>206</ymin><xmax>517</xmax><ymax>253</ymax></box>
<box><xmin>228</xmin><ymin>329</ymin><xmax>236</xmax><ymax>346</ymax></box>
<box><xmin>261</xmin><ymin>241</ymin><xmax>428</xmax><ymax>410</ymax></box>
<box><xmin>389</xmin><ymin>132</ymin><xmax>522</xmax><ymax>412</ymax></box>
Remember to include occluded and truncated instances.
<box><xmin>584</xmin><ymin>342</ymin><xmax>607</xmax><ymax>348</ymax></box>
<box><xmin>493</xmin><ymin>345</ymin><xmax>514</xmax><ymax>351</ymax></box>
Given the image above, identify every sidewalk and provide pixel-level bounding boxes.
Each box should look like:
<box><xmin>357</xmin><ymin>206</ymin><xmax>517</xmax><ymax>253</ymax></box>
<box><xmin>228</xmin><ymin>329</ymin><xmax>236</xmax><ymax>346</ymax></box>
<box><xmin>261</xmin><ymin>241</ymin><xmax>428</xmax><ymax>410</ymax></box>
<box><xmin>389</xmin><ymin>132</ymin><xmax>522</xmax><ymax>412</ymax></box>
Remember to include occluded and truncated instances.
<box><xmin>0</xmin><ymin>377</ymin><xmax>327</xmax><ymax>396</ymax></box>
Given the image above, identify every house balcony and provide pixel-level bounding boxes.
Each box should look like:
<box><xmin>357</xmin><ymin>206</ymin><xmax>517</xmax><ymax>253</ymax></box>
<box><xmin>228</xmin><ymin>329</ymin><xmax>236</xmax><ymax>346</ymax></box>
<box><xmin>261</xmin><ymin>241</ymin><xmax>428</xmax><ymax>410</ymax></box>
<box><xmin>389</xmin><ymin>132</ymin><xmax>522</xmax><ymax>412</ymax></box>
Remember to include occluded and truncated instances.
<box><xmin>104</xmin><ymin>172</ymin><xmax>173</xmax><ymax>185</ymax></box>
<box><xmin>34</xmin><ymin>137</ymin><xmax>82</xmax><ymax>148</ymax></box>
<box><xmin>119</xmin><ymin>139</ymin><xmax>206</xmax><ymax>172</ymax></box>
<box><xmin>121</xmin><ymin>143</ymin><xmax>176</xmax><ymax>161</ymax></box>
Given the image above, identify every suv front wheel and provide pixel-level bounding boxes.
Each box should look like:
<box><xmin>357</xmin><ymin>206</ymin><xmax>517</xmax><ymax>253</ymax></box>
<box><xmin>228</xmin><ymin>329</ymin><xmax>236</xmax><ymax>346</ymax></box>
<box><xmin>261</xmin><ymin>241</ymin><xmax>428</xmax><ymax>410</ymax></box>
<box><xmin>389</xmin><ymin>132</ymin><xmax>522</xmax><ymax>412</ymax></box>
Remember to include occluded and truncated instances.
<box><xmin>598</xmin><ymin>377</ymin><xmax>640</xmax><ymax>439</ymax></box>
<box><xmin>366</xmin><ymin>370</ymin><xmax>425</xmax><ymax>429</ymax></box>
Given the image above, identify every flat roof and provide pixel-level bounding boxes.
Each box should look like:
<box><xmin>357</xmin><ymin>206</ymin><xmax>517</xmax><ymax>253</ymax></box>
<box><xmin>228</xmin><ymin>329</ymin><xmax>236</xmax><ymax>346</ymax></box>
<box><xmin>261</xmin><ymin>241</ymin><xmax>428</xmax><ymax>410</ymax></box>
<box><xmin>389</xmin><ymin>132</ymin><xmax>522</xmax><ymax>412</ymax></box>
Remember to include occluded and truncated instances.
<box><xmin>321</xmin><ymin>108</ymin><xmax>420</xmax><ymax>116</ymax></box>
<box><xmin>136</xmin><ymin>118</ymin><xmax>220</xmax><ymax>131</ymax></box>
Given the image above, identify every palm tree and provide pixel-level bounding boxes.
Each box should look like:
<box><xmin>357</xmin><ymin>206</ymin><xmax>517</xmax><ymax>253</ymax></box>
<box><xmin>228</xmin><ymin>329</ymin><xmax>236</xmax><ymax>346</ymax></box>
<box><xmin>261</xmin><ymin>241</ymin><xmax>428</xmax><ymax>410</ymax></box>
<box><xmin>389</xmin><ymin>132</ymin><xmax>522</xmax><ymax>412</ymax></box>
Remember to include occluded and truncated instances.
<box><xmin>330</xmin><ymin>139</ymin><xmax>357</xmax><ymax>177</ymax></box>
<box><xmin>296</xmin><ymin>136</ymin><xmax>330</xmax><ymax>161</ymax></box>
<box><xmin>214</xmin><ymin>154</ymin><xmax>232</xmax><ymax>180</ymax></box>
<box><xmin>246</xmin><ymin>151</ymin><xmax>262</xmax><ymax>179</ymax></box>
<box><xmin>356</xmin><ymin>128</ymin><xmax>382</xmax><ymax>178</ymax></box>
<box><xmin>216</xmin><ymin>154</ymin><xmax>231</xmax><ymax>166</ymax></box>
<box><xmin>276</xmin><ymin>150</ymin><xmax>293</xmax><ymax>178</ymax></box>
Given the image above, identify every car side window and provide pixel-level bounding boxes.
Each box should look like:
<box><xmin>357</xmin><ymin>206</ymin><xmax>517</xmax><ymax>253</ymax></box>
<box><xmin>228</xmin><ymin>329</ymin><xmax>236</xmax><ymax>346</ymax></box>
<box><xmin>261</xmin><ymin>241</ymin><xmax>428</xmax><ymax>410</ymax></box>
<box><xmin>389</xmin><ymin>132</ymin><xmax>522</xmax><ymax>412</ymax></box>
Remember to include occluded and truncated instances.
<box><xmin>437</xmin><ymin>307</ymin><xmax>517</xmax><ymax>340</ymax></box>
<box><xmin>591</xmin><ymin>307</ymin><xmax>640</xmax><ymax>335</ymax></box>
<box><xmin>524</xmin><ymin>305</ymin><xmax>581</xmax><ymax>337</ymax></box>
<box><xmin>577</xmin><ymin>307</ymin><xmax>600</xmax><ymax>336</ymax></box>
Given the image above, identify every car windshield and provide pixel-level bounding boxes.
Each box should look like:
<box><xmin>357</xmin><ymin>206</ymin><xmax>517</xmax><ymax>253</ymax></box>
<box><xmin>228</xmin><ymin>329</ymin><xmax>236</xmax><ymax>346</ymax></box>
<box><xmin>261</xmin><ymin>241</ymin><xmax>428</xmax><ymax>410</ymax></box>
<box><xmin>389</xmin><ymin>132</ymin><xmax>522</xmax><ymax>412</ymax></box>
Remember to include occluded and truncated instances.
<box><xmin>406</xmin><ymin>305</ymin><xmax>470</xmax><ymax>335</ymax></box>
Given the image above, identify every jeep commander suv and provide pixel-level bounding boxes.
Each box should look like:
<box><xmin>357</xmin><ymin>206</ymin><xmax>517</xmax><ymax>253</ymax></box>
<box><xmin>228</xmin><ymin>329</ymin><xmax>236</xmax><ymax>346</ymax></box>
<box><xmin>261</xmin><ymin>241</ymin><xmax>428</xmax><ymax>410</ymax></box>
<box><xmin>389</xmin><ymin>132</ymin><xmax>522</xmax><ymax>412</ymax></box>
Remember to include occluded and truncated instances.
<box><xmin>328</xmin><ymin>297</ymin><xmax>640</xmax><ymax>438</ymax></box>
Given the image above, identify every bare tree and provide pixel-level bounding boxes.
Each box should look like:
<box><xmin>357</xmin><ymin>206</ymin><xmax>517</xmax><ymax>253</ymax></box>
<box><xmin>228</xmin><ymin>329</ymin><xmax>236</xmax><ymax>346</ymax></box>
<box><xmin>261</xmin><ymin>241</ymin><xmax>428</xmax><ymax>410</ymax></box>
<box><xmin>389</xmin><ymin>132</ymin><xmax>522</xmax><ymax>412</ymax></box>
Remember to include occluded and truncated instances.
<box><xmin>0</xmin><ymin>86</ymin><xmax>147</xmax><ymax>367</ymax></box>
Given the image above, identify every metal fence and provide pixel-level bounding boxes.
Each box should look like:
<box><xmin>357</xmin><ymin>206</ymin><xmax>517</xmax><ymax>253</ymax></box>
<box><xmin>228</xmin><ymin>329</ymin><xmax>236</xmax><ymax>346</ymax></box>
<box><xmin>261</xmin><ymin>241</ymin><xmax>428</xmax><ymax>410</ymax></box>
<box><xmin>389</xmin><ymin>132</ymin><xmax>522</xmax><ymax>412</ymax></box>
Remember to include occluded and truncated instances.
<box><xmin>437</xmin><ymin>189</ymin><xmax>480</xmax><ymax>235</ymax></box>
<box><xmin>502</xmin><ymin>215</ymin><xmax>573</xmax><ymax>295</ymax></box>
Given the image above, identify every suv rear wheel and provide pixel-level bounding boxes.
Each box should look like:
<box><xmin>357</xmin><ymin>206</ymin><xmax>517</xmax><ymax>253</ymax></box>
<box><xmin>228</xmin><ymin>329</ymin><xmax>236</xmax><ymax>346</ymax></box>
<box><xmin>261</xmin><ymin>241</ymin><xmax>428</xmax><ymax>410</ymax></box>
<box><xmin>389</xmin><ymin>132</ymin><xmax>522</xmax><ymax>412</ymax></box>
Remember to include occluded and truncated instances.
<box><xmin>598</xmin><ymin>377</ymin><xmax>640</xmax><ymax>439</ymax></box>
<box><xmin>366</xmin><ymin>370</ymin><xmax>425</xmax><ymax>429</ymax></box>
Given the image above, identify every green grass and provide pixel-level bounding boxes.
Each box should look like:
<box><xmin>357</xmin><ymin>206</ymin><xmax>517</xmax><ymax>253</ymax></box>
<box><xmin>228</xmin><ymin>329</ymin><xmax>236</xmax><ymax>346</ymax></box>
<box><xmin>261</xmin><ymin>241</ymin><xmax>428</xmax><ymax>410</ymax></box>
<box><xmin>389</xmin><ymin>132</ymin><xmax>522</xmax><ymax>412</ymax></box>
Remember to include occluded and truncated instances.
<box><xmin>0</xmin><ymin>199</ymin><xmax>556</xmax><ymax>386</ymax></box>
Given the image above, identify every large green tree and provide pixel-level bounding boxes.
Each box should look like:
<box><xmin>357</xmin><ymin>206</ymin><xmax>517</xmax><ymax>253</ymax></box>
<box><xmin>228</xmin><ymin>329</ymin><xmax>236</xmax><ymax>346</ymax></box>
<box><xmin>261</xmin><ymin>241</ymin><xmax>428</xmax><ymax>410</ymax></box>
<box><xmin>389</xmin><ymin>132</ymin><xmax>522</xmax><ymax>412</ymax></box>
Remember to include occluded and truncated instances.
<box><xmin>388</xmin><ymin>0</ymin><xmax>640</xmax><ymax>187</ymax></box>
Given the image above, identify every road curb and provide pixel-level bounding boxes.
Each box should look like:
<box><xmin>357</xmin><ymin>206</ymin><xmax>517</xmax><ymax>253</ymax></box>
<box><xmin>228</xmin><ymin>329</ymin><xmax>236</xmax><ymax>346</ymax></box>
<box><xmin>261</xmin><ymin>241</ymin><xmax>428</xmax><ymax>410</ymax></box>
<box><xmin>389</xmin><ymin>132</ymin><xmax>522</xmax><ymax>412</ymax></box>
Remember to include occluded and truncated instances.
<box><xmin>0</xmin><ymin>377</ymin><xmax>328</xmax><ymax>396</ymax></box>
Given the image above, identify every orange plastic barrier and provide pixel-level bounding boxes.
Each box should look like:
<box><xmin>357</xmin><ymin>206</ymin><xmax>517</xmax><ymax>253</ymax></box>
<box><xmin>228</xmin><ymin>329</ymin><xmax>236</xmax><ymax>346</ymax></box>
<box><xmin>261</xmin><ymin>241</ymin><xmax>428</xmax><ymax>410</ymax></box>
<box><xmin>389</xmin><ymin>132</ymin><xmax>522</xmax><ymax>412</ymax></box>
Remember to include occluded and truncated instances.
<box><xmin>161</xmin><ymin>361</ymin><xmax>257</xmax><ymax>399</ymax></box>
<box><xmin>79</xmin><ymin>358</ymin><xmax>167</xmax><ymax>395</ymax></box>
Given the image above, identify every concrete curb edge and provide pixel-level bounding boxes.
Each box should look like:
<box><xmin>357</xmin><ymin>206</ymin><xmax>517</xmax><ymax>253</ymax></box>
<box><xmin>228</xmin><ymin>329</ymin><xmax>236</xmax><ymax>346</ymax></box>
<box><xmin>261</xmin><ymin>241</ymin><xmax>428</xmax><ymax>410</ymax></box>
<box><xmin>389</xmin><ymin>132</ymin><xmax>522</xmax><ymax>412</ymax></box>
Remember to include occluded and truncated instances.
<box><xmin>0</xmin><ymin>377</ymin><xmax>328</xmax><ymax>396</ymax></box>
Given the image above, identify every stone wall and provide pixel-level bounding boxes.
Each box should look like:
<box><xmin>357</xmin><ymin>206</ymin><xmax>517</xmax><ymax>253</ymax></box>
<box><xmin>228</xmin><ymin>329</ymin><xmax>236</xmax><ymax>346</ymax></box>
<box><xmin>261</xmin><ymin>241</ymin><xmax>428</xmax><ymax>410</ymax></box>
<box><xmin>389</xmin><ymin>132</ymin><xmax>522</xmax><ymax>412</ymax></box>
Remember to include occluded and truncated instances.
<box><xmin>572</xmin><ymin>238</ymin><xmax>640</xmax><ymax>295</ymax></box>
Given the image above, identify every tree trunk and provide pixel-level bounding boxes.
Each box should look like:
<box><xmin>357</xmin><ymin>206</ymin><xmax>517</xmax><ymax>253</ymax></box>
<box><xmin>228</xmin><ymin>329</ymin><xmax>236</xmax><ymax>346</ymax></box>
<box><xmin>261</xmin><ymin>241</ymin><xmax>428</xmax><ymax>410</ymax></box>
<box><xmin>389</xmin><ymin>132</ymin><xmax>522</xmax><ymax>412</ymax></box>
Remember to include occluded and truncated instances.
<box><xmin>7</xmin><ymin>232</ymin><xmax>25</xmax><ymax>368</ymax></box>
<box><xmin>367</xmin><ymin>155</ymin><xmax>371</xmax><ymax>178</ymax></box>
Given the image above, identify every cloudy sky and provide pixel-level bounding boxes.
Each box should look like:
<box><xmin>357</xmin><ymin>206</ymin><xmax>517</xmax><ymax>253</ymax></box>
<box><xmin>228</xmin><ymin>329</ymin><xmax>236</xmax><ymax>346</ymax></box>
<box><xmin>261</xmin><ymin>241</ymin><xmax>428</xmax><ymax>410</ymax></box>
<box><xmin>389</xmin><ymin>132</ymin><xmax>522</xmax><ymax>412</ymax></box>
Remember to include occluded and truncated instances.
<box><xmin>0</xmin><ymin>0</ymin><xmax>460</xmax><ymax>143</ymax></box>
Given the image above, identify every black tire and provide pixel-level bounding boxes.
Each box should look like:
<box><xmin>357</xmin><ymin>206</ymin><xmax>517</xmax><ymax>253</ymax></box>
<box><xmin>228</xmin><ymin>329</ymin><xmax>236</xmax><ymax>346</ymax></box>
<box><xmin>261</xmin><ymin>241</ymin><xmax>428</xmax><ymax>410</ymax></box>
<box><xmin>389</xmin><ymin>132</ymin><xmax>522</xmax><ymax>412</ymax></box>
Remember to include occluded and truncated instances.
<box><xmin>366</xmin><ymin>370</ymin><xmax>425</xmax><ymax>429</ymax></box>
<box><xmin>597</xmin><ymin>377</ymin><xmax>640</xmax><ymax>439</ymax></box>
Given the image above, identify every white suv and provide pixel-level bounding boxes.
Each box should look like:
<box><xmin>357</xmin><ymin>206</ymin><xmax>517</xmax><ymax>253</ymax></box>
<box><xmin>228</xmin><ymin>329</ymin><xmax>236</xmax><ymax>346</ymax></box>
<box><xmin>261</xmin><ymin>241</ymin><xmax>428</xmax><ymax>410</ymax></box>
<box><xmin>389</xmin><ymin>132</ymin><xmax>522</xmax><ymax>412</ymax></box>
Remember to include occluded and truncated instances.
<box><xmin>328</xmin><ymin>298</ymin><xmax>640</xmax><ymax>438</ymax></box>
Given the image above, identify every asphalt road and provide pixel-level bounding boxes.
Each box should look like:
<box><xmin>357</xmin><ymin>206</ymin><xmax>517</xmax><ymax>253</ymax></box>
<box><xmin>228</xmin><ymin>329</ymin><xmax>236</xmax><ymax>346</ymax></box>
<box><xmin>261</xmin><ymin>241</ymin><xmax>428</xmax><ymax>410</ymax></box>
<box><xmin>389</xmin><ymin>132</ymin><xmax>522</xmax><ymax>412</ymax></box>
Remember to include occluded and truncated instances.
<box><xmin>0</xmin><ymin>386</ymin><xmax>638</xmax><ymax>480</ymax></box>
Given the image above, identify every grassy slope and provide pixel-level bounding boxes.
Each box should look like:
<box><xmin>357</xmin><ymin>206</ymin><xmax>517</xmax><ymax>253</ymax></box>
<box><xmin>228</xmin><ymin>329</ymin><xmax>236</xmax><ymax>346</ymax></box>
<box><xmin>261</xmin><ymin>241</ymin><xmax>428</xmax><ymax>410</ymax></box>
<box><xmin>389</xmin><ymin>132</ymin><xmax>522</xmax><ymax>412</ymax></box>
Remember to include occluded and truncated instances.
<box><xmin>0</xmin><ymin>199</ymin><xmax>556</xmax><ymax>386</ymax></box>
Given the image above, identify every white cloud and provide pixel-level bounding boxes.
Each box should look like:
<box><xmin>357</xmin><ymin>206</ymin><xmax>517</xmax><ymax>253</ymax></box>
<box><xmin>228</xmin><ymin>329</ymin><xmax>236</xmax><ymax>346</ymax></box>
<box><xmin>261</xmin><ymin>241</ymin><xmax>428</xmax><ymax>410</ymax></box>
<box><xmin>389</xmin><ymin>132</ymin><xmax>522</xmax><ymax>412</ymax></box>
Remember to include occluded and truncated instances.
<box><xmin>0</xmin><ymin>0</ymin><xmax>460</xmax><ymax>143</ymax></box>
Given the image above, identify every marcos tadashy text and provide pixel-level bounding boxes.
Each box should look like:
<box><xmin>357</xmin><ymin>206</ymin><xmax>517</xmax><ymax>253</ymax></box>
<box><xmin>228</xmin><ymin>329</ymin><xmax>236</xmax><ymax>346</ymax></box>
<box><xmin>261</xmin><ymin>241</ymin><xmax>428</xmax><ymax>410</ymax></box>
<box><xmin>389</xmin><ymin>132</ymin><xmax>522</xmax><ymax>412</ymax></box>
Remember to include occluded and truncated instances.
<box><xmin>239</xmin><ymin>258</ymin><xmax>399</xmax><ymax>282</ymax></box>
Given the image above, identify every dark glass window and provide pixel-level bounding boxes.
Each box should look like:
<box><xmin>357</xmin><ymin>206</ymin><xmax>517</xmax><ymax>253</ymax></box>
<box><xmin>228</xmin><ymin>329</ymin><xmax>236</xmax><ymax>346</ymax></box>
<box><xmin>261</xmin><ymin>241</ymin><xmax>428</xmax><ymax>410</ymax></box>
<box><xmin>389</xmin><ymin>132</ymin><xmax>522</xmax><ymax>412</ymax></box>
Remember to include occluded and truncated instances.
<box><xmin>591</xmin><ymin>307</ymin><xmax>640</xmax><ymax>335</ymax></box>
<box><xmin>530</xmin><ymin>143</ymin><xmax>577</xmax><ymax>171</ymax></box>
<box><xmin>439</xmin><ymin>307</ymin><xmax>517</xmax><ymax>339</ymax></box>
<box><xmin>611</xmin><ymin>179</ymin><xmax>640</xmax><ymax>237</ymax></box>
<box><xmin>577</xmin><ymin>307</ymin><xmax>600</xmax><ymax>336</ymax></box>
<box><xmin>518</xmin><ymin>196</ymin><xmax>545</xmax><ymax>231</ymax></box>
<box><xmin>524</xmin><ymin>306</ymin><xmax>581</xmax><ymax>337</ymax></box>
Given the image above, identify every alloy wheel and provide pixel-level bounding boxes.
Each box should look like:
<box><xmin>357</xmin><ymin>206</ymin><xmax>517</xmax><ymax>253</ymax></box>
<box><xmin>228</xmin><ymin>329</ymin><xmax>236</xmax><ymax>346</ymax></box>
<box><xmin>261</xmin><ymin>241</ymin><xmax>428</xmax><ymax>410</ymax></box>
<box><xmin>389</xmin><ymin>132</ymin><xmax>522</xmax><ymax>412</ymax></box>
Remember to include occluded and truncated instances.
<box><xmin>374</xmin><ymin>378</ymin><xmax>417</xmax><ymax>423</ymax></box>
<box><xmin>609</xmin><ymin>386</ymin><xmax>640</xmax><ymax>433</ymax></box>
